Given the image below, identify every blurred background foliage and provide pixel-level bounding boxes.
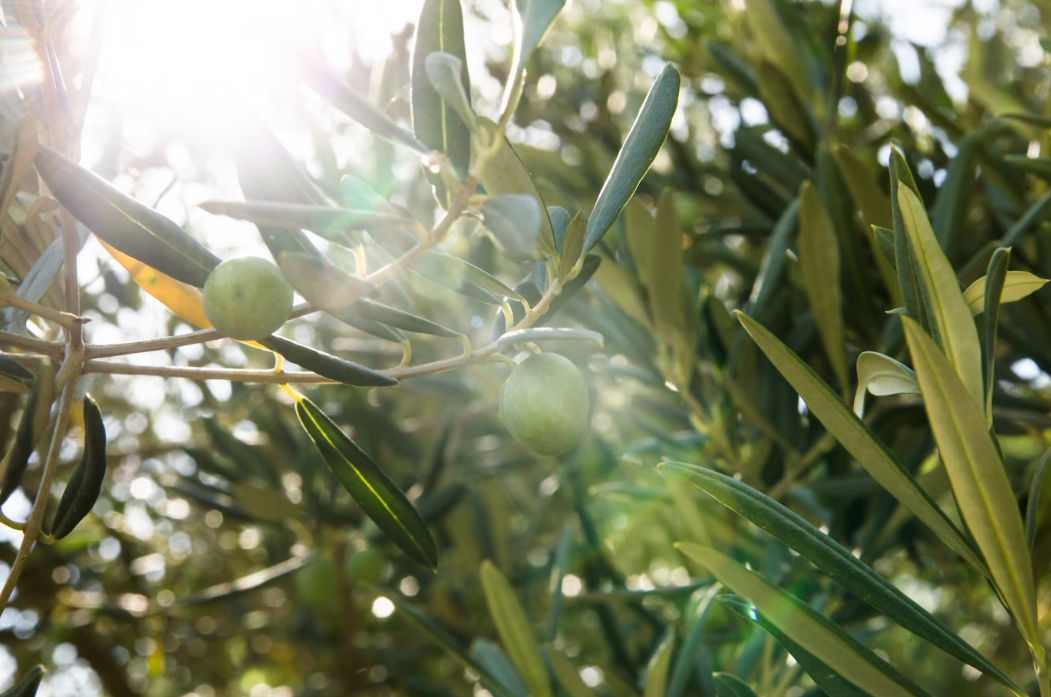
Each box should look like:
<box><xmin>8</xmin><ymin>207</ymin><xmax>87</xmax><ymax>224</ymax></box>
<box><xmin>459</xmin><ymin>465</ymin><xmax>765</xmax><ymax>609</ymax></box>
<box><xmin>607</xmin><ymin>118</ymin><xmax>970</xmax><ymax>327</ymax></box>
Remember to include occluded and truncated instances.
<box><xmin>3</xmin><ymin>0</ymin><xmax>1051</xmax><ymax>695</ymax></box>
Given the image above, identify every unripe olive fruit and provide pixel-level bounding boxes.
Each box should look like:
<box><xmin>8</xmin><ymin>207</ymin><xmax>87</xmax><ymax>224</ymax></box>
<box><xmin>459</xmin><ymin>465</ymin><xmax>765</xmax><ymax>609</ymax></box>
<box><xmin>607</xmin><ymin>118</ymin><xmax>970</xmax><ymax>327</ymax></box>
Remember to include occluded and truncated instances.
<box><xmin>500</xmin><ymin>353</ymin><xmax>589</xmax><ymax>456</ymax></box>
<box><xmin>203</xmin><ymin>257</ymin><xmax>293</xmax><ymax>340</ymax></box>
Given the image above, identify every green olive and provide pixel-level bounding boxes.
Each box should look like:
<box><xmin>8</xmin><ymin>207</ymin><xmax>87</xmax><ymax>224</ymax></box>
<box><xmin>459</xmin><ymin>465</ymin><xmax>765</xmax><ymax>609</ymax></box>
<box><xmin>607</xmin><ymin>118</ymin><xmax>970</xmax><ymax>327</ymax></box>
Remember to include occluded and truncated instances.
<box><xmin>500</xmin><ymin>353</ymin><xmax>589</xmax><ymax>456</ymax></box>
<box><xmin>203</xmin><ymin>257</ymin><xmax>293</xmax><ymax>340</ymax></box>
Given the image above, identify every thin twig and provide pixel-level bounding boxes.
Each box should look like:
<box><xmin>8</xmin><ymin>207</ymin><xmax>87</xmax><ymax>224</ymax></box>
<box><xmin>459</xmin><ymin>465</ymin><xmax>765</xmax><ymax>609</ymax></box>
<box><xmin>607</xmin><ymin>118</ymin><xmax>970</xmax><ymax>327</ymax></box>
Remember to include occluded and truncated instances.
<box><xmin>0</xmin><ymin>331</ymin><xmax>64</xmax><ymax>357</ymax></box>
<box><xmin>1</xmin><ymin>291</ymin><xmax>86</xmax><ymax>329</ymax></box>
<box><xmin>84</xmin><ymin>362</ymin><xmax>338</xmax><ymax>384</ymax></box>
<box><xmin>0</xmin><ymin>381</ymin><xmax>75</xmax><ymax>612</ymax></box>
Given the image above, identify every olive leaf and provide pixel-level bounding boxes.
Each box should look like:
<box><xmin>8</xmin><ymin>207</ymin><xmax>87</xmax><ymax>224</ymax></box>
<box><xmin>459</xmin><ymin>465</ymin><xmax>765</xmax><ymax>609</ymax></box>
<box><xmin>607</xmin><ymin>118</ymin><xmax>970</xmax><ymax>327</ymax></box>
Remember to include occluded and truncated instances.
<box><xmin>472</xmin><ymin>641</ymin><xmax>529</xmax><ymax>697</ymax></box>
<box><xmin>962</xmin><ymin>269</ymin><xmax>1048</xmax><ymax>316</ymax></box>
<box><xmin>663</xmin><ymin>462</ymin><xmax>1022</xmax><ymax>693</ymax></box>
<box><xmin>300</xmin><ymin>54</ymin><xmax>427</xmax><ymax>154</ymax></box>
<box><xmin>231</xmin><ymin>481</ymin><xmax>299</xmax><ymax>522</ymax></box>
<box><xmin>481</xmin><ymin>194</ymin><xmax>541</xmax><ymax>262</ymax></box>
<box><xmin>735</xmin><ymin>311</ymin><xmax>986</xmax><ymax>571</ymax></box>
<box><xmin>799</xmin><ymin>181</ymin><xmax>848</xmax><ymax>391</ymax></box>
<box><xmin>0</xmin><ymin>363</ymin><xmax>52</xmax><ymax>505</ymax></box>
<box><xmin>51</xmin><ymin>395</ymin><xmax>107</xmax><ymax>539</ymax></box>
<box><xmin>889</xmin><ymin>148</ymin><xmax>930</xmax><ymax>332</ymax></box>
<box><xmin>35</xmin><ymin>145</ymin><xmax>221</xmax><ymax>287</ymax></box>
<box><xmin>677</xmin><ymin>544</ymin><xmax>935</xmax><ymax>697</ymax></box>
<box><xmin>643</xmin><ymin>632</ymin><xmax>675</xmax><ymax>697</ymax></box>
<box><xmin>583</xmin><ymin>64</ymin><xmax>680</xmax><ymax>254</ymax></box>
<box><xmin>475</xmin><ymin>118</ymin><xmax>555</xmax><ymax>256</ymax></box>
<box><xmin>501</xmin><ymin>0</ymin><xmax>566</xmax><ymax>120</ymax></box>
<box><xmin>712</xmin><ymin>672</ymin><xmax>759</xmax><ymax>697</ymax></box>
<box><xmin>853</xmin><ymin>351</ymin><xmax>920</xmax><ymax>418</ymax></box>
<box><xmin>0</xmin><ymin>665</ymin><xmax>44</xmax><ymax>697</ymax></box>
<box><xmin>549</xmin><ymin>650</ymin><xmax>595</xmax><ymax>697</ymax></box>
<box><xmin>260</xmin><ymin>336</ymin><xmax>398</xmax><ymax>387</ymax></box>
<box><xmin>980</xmin><ymin>248</ymin><xmax>1010</xmax><ymax>420</ymax></box>
<box><xmin>1026</xmin><ymin>448</ymin><xmax>1051</xmax><ymax>549</ymax></box>
<box><xmin>4</xmin><ymin>229</ymin><xmax>85</xmax><ymax>334</ymax></box>
<box><xmin>903</xmin><ymin>317</ymin><xmax>1040</xmax><ymax>653</ymax></box>
<box><xmin>296</xmin><ymin>397</ymin><xmax>437</xmax><ymax>569</ymax></box>
<box><xmin>667</xmin><ymin>584</ymin><xmax>721</xmax><ymax>697</ymax></box>
<box><xmin>557</xmin><ymin>212</ymin><xmax>586</xmax><ymax>282</ymax></box>
<box><xmin>899</xmin><ymin>184</ymin><xmax>983</xmax><ymax>408</ymax></box>
<box><xmin>412</xmin><ymin>0</ymin><xmax>471</xmax><ymax>204</ymax></box>
<box><xmin>545</xmin><ymin>524</ymin><xmax>573</xmax><ymax>643</ymax></box>
<box><xmin>480</xmin><ymin>560</ymin><xmax>552</xmax><ymax>697</ymax></box>
<box><xmin>719</xmin><ymin>597</ymin><xmax>871</xmax><ymax>697</ymax></box>
<box><xmin>423</xmin><ymin>52</ymin><xmax>478</xmax><ymax>135</ymax></box>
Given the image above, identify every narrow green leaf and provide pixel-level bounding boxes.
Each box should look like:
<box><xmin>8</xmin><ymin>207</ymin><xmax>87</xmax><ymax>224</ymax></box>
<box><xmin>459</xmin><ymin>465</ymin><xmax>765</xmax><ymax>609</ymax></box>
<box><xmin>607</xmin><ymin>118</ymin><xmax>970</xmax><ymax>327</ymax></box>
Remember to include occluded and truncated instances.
<box><xmin>1002</xmin><ymin>190</ymin><xmax>1051</xmax><ymax>247</ymax></box>
<box><xmin>744</xmin><ymin>0</ymin><xmax>811</xmax><ymax>100</ymax></box>
<box><xmin>963</xmin><ymin>270</ymin><xmax>1048</xmax><ymax>316</ymax></box>
<box><xmin>276</xmin><ymin>252</ymin><xmax>372</xmax><ymax>315</ymax></box>
<box><xmin>1</xmin><ymin>665</ymin><xmax>44</xmax><ymax>697</ymax></box>
<box><xmin>677</xmin><ymin>544</ymin><xmax>934</xmax><ymax>697</ymax></box>
<box><xmin>980</xmin><ymin>249</ymin><xmax>1010</xmax><ymax>421</ymax></box>
<box><xmin>1026</xmin><ymin>448</ymin><xmax>1051</xmax><ymax>549</ymax></box>
<box><xmin>583</xmin><ymin>64</ymin><xmax>680</xmax><ymax>253</ymax></box>
<box><xmin>0</xmin><ymin>364</ymin><xmax>52</xmax><ymax>505</ymax></box>
<box><xmin>719</xmin><ymin>597</ymin><xmax>870</xmax><ymax>697</ymax></box>
<box><xmin>476</xmin><ymin>117</ymin><xmax>555</xmax><ymax>256</ymax></box>
<box><xmin>799</xmin><ymin>181</ymin><xmax>848</xmax><ymax>391</ymax></box>
<box><xmin>557</xmin><ymin>212</ymin><xmax>586</xmax><ymax>283</ymax></box>
<box><xmin>387</xmin><ymin>595</ymin><xmax>516</xmax><ymax>697</ymax></box>
<box><xmin>548</xmin><ymin>206</ymin><xmax>571</xmax><ymax>252</ymax></box>
<box><xmin>3</xmin><ymin>234</ymin><xmax>77</xmax><ymax>334</ymax></box>
<box><xmin>664</xmin><ymin>462</ymin><xmax>1022</xmax><ymax>693</ymax></box>
<box><xmin>735</xmin><ymin>311</ymin><xmax>986</xmax><ymax>571</ymax></box>
<box><xmin>480</xmin><ymin>560</ymin><xmax>552</xmax><ymax>697</ymax></box>
<box><xmin>481</xmin><ymin>194</ymin><xmax>541</xmax><ymax>262</ymax></box>
<box><xmin>502</xmin><ymin>0</ymin><xmax>566</xmax><ymax>119</ymax></box>
<box><xmin>1004</xmin><ymin>155</ymin><xmax>1051</xmax><ymax>182</ymax></box>
<box><xmin>412</xmin><ymin>0</ymin><xmax>471</xmax><ymax>196</ymax></box>
<box><xmin>903</xmin><ymin>317</ymin><xmax>1039</xmax><ymax>649</ymax></box>
<box><xmin>473</xmin><ymin>640</ymin><xmax>529</xmax><ymax>697</ymax></box>
<box><xmin>297</xmin><ymin>398</ymin><xmax>436</xmax><ymax>568</ymax></box>
<box><xmin>648</xmin><ymin>190</ymin><xmax>686</xmax><ymax>346</ymax></box>
<box><xmin>549</xmin><ymin>650</ymin><xmax>595</xmax><ymax>697</ymax></box>
<box><xmin>51</xmin><ymin>396</ymin><xmax>107</xmax><ymax>539</ymax></box>
<box><xmin>232</xmin><ymin>481</ymin><xmax>299</xmax><ymax>522</ymax></box>
<box><xmin>260</xmin><ymin>336</ymin><xmax>398</xmax><ymax>387</ymax></box>
<box><xmin>35</xmin><ymin>145</ymin><xmax>220</xmax><ymax>287</ymax></box>
<box><xmin>899</xmin><ymin>183</ymin><xmax>983</xmax><ymax>405</ymax></box>
<box><xmin>755</xmin><ymin>62</ymin><xmax>814</xmax><ymax>150</ymax></box>
<box><xmin>889</xmin><ymin>148</ymin><xmax>930</xmax><ymax>331</ymax></box>
<box><xmin>873</xmin><ymin>225</ymin><xmax>897</xmax><ymax>272</ymax></box>
<box><xmin>666</xmin><ymin>584</ymin><xmax>721</xmax><ymax>697</ymax></box>
<box><xmin>301</xmin><ymin>54</ymin><xmax>426</xmax><ymax>154</ymax></box>
<box><xmin>545</xmin><ymin>524</ymin><xmax>573</xmax><ymax>644</ymax></box>
<box><xmin>713</xmin><ymin>672</ymin><xmax>759</xmax><ymax>697</ymax></box>
<box><xmin>747</xmin><ymin>198</ymin><xmax>799</xmax><ymax>319</ymax></box>
<box><xmin>853</xmin><ymin>351</ymin><xmax>920</xmax><ymax>418</ymax></box>
<box><xmin>930</xmin><ymin>136</ymin><xmax>976</xmax><ymax>252</ymax></box>
<box><xmin>643</xmin><ymin>632</ymin><xmax>675</xmax><ymax>697</ymax></box>
<box><xmin>354</xmin><ymin>298</ymin><xmax>462</xmax><ymax>338</ymax></box>
<box><xmin>832</xmin><ymin>144</ymin><xmax>891</xmax><ymax>228</ymax></box>
<box><xmin>704</xmin><ymin>40</ymin><xmax>759</xmax><ymax>95</ymax></box>
<box><xmin>424</xmin><ymin>52</ymin><xmax>478</xmax><ymax>135</ymax></box>
<box><xmin>413</xmin><ymin>250</ymin><xmax>526</xmax><ymax>304</ymax></box>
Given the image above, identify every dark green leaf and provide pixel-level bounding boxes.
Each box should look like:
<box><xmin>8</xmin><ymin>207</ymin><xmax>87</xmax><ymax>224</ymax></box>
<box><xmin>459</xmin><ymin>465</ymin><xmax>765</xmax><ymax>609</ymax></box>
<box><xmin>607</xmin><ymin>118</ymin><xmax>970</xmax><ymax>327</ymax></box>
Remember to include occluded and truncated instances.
<box><xmin>720</xmin><ymin>597</ymin><xmax>870</xmax><ymax>697</ymax></box>
<box><xmin>663</xmin><ymin>462</ymin><xmax>1022</xmax><ymax>692</ymax></box>
<box><xmin>472</xmin><ymin>640</ymin><xmax>529</xmax><ymax>697</ymax></box>
<box><xmin>873</xmin><ymin>225</ymin><xmax>897</xmax><ymax>271</ymax></box>
<box><xmin>413</xmin><ymin>251</ymin><xmax>526</xmax><ymax>304</ymax></box>
<box><xmin>296</xmin><ymin>397</ymin><xmax>436</xmax><ymax>568</ymax></box>
<box><xmin>557</xmin><ymin>212</ymin><xmax>586</xmax><ymax>283</ymax></box>
<box><xmin>35</xmin><ymin>145</ymin><xmax>221</xmax><ymax>287</ymax></box>
<box><xmin>1004</xmin><ymin>155</ymin><xmax>1051</xmax><ymax>182</ymax></box>
<box><xmin>889</xmin><ymin>147</ymin><xmax>930</xmax><ymax>332</ymax></box>
<box><xmin>713</xmin><ymin>672</ymin><xmax>759</xmax><ymax>697</ymax></box>
<box><xmin>261</xmin><ymin>336</ymin><xmax>398</xmax><ymax>387</ymax></box>
<box><xmin>545</xmin><ymin>524</ymin><xmax>573</xmax><ymax>643</ymax></box>
<box><xmin>276</xmin><ymin>252</ymin><xmax>373</xmax><ymax>315</ymax></box>
<box><xmin>982</xmin><ymin>248</ymin><xmax>1010</xmax><ymax>417</ymax></box>
<box><xmin>583</xmin><ymin>64</ymin><xmax>680</xmax><ymax>253</ymax></box>
<box><xmin>1027</xmin><ymin>448</ymin><xmax>1051</xmax><ymax>549</ymax></box>
<box><xmin>0</xmin><ymin>363</ymin><xmax>52</xmax><ymax>505</ymax></box>
<box><xmin>667</xmin><ymin>584</ymin><xmax>721</xmax><ymax>697</ymax></box>
<box><xmin>51</xmin><ymin>395</ymin><xmax>107</xmax><ymax>539</ymax></box>
<box><xmin>735</xmin><ymin>311</ymin><xmax>986</xmax><ymax>571</ymax></box>
<box><xmin>1</xmin><ymin>665</ymin><xmax>44</xmax><ymax>697</ymax></box>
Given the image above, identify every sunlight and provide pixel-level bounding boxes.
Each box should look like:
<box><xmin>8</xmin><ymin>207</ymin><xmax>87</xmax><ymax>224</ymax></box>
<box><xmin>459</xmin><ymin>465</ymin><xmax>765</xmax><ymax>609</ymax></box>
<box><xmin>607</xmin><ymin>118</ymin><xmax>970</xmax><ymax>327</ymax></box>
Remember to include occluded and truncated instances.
<box><xmin>82</xmin><ymin>0</ymin><xmax>417</xmax><ymax>134</ymax></box>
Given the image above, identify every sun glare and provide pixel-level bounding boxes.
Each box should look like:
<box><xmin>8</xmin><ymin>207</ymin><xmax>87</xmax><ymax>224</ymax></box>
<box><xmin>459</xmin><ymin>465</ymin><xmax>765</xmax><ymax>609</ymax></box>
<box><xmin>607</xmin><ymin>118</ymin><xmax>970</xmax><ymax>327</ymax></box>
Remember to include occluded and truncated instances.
<box><xmin>81</xmin><ymin>0</ymin><xmax>421</xmax><ymax>135</ymax></box>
